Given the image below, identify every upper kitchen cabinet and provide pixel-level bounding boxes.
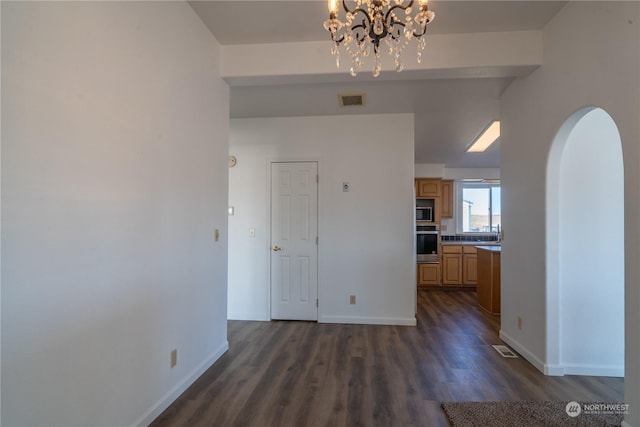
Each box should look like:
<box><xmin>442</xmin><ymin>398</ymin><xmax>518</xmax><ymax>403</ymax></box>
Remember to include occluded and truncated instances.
<box><xmin>441</xmin><ymin>180</ymin><xmax>454</xmax><ymax>218</ymax></box>
<box><xmin>415</xmin><ymin>178</ymin><xmax>441</xmax><ymax>198</ymax></box>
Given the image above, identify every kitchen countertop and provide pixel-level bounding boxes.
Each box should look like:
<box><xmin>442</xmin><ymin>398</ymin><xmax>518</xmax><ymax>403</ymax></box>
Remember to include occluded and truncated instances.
<box><xmin>475</xmin><ymin>245</ymin><xmax>502</xmax><ymax>252</ymax></box>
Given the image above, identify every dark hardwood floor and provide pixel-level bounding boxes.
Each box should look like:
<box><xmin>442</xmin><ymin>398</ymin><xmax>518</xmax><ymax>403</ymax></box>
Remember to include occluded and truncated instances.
<box><xmin>151</xmin><ymin>290</ymin><xmax>623</xmax><ymax>426</ymax></box>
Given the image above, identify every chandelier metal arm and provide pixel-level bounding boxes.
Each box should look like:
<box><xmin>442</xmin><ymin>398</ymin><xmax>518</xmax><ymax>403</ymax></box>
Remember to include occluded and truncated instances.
<box><xmin>351</xmin><ymin>23</ymin><xmax>368</xmax><ymax>43</ymax></box>
<box><xmin>388</xmin><ymin>20</ymin><xmax>406</xmax><ymax>40</ymax></box>
<box><xmin>412</xmin><ymin>29</ymin><xmax>426</xmax><ymax>37</ymax></box>
<box><xmin>341</xmin><ymin>0</ymin><xmax>356</xmax><ymax>16</ymax></box>
<box><xmin>385</xmin><ymin>1</ymin><xmax>414</xmax><ymax>22</ymax></box>
<box><xmin>331</xmin><ymin>33</ymin><xmax>346</xmax><ymax>44</ymax></box>
<box><xmin>412</xmin><ymin>24</ymin><xmax>428</xmax><ymax>38</ymax></box>
<box><xmin>350</xmin><ymin>7</ymin><xmax>371</xmax><ymax>23</ymax></box>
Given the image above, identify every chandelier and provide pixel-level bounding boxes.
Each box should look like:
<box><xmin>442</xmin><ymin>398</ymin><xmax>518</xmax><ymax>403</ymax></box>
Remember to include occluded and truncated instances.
<box><xmin>324</xmin><ymin>0</ymin><xmax>435</xmax><ymax>77</ymax></box>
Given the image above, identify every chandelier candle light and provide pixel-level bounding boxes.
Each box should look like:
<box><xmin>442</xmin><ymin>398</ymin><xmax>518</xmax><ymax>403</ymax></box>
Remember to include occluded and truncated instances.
<box><xmin>324</xmin><ymin>0</ymin><xmax>435</xmax><ymax>77</ymax></box>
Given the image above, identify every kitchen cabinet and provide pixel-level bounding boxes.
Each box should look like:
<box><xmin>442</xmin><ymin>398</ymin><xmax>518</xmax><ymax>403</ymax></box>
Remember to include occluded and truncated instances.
<box><xmin>462</xmin><ymin>246</ymin><xmax>478</xmax><ymax>285</ymax></box>
<box><xmin>477</xmin><ymin>246</ymin><xmax>501</xmax><ymax>314</ymax></box>
<box><xmin>441</xmin><ymin>180</ymin><xmax>454</xmax><ymax>218</ymax></box>
<box><xmin>416</xmin><ymin>178</ymin><xmax>441</xmax><ymax>198</ymax></box>
<box><xmin>441</xmin><ymin>244</ymin><xmax>480</xmax><ymax>286</ymax></box>
<box><xmin>418</xmin><ymin>263</ymin><xmax>440</xmax><ymax>286</ymax></box>
<box><xmin>441</xmin><ymin>245</ymin><xmax>463</xmax><ymax>285</ymax></box>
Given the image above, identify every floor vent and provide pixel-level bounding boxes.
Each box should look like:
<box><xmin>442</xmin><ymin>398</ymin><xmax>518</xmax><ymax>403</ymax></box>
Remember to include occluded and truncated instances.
<box><xmin>492</xmin><ymin>344</ymin><xmax>519</xmax><ymax>358</ymax></box>
<box><xmin>339</xmin><ymin>93</ymin><xmax>365</xmax><ymax>107</ymax></box>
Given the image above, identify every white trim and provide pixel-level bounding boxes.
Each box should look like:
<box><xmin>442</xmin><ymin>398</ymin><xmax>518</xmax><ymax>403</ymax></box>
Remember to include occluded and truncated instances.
<box><xmin>499</xmin><ymin>330</ymin><xmax>624</xmax><ymax>377</ymax></box>
<box><xmin>561</xmin><ymin>364</ymin><xmax>624</xmax><ymax>377</ymax></box>
<box><xmin>499</xmin><ymin>330</ymin><xmax>564</xmax><ymax>376</ymax></box>
<box><xmin>455</xmin><ymin>180</ymin><xmax>502</xmax><ymax>234</ymax></box>
<box><xmin>228</xmin><ymin>312</ymin><xmax>269</xmax><ymax>321</ymax></box>
<box><xmin>131</xmin><ymin>340</ymin><xmax>229</xmax><ymax>427</ymax></box>
<box><xmin>320</xmin><ymin>315</ymin><xmax>416</xmax><ymax>326</ymax></box>
<box><xmin>542</xmin><ymin>364</ymin><xmax>565</xmax><ymax>377</ymax></box>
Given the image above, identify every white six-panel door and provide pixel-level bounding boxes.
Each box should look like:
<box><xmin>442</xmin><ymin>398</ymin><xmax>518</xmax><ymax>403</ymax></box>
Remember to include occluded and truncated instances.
<box><xmin>270</xmin><ymin>162</ymin><xmax>318</xmax><ymax>321</ymax></box>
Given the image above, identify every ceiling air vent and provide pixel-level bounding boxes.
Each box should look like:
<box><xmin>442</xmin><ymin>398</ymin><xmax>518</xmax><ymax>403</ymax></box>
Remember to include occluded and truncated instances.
<box><xmin>339</xmin><ymin>93</ymin><xmax>365</xmax><ymax>107</ymax></box>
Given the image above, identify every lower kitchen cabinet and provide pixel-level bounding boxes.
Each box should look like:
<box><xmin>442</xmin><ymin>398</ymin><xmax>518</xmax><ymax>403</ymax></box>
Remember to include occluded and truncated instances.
<box><xmin>441</xmin><ymin>245</ymin><xmax>462</xmax><ymax>285</ymax></box>
<box><xmin>442</xmin><ymin>253</ymin><xmax>463</xmax><ymax>285</ymax></box>
<box><xmin>477</xmin><ymin>246</ymin><xmax>501</xmax><ymax>313</ymax></box>
<box><xmin>462</xmin><ymin>246</ymin><xmax>478</xmax><ymax>285</ymax></box>
<box><xmin>418</xmin><ymin>263</ymin><xmax>440</xmax><ymax>286</ymax></box>
<box><xmin>441</xmin><ymin>244</ymin><xmax>479</xmax><ymax>286</ymax></box>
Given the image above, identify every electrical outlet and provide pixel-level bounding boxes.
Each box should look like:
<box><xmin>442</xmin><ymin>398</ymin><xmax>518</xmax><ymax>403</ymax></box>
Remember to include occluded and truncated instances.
<box><xmin>517</xmin><ymin>316</ymin><xmax>522</xmax><ymax>330</ymax></box>
<box><xmin>171</xmin><ymin>349</ymin><xmax>177</xmax><ymax>368</ymax></box>
<box><xmin>249</xmin><ymin>227</ymin><xmax>255</xmax><ymax>238</ymax></box>
<box><xmin>349</xmin><ymin>295</ymin><xmax>356</xmax><ymax>305</ymax></box>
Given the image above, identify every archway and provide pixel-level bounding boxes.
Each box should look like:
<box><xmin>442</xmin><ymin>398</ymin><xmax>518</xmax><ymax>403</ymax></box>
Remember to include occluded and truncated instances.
<box><xmin>546</xmin><ymin>107</ymin><xmax>624</xmax><ymax>376</ymax></box>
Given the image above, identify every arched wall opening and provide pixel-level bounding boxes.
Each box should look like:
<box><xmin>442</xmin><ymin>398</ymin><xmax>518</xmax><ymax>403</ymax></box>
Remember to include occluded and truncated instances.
<box><xmin>546</xmin><ymin>107</ymin><xmax>624</xmax><ymax>376</ymax></box>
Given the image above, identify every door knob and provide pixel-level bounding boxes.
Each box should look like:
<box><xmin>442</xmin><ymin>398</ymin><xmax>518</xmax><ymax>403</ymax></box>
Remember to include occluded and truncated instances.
<box><xmin>272</xmin><ymin>245</ymin><xmax>282</xmax><ymax>251</ymax></box>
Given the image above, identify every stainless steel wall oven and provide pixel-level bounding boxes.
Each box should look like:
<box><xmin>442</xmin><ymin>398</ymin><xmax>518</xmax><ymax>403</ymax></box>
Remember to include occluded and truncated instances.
<box><xmin>417</xmin><ymin>224</ymin><xmax>440</xmax><ymax>263</ymax></box>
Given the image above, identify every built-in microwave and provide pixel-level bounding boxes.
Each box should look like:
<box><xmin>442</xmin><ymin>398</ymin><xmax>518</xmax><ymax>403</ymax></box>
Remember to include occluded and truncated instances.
<box><xmin>416</xmin><ymin>206</ymin><xmax>433</xmax><ymax>222</ymax></box>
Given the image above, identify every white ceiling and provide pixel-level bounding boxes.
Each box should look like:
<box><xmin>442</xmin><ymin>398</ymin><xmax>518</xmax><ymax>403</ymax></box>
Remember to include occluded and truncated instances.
<box><xmin>190</xmin><ymin>1</ymin><xmax>567</xmax><ymax>167</ymax></box>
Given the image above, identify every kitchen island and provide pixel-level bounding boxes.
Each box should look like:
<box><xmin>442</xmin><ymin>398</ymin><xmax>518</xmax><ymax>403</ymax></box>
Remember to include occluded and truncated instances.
<box><xmin>476</xmin><ymin>245</ymin><xmax>501</xmax><ymax>314</ymax></box>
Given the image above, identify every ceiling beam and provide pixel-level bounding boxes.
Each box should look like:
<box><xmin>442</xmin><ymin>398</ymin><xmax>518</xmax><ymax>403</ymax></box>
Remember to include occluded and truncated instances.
<box><xmin>221</xmin><ymin>30</ymin><xmax>543</xmax><ymax>86</ymax></box>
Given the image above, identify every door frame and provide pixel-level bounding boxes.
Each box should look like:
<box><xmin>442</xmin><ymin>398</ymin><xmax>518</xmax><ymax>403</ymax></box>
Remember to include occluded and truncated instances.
<box><xmin>267</xmin><ymin>159</ymin><xmax>320</xmax><ymax>321</ymax></box>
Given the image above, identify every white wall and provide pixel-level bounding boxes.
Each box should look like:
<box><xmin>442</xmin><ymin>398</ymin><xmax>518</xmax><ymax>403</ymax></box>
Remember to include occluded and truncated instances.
<box><xmin>1</xmin><ymin>2</ymin><xmax>229</xmax><ymax>426</ymax></box>
<box><xmin>500</xmin><ymin>2</ymin><xmax>640</xmax><ymax>425</ymax></box>
<box><xmin>415</xmin><ymin>164</ymin><xmax>445</xmax><ymax>177</ymax></box>
<box><xmin>558</xmin><ymin>108</ymin><xmax>624</xmax><ymax>376</ymax></box>
<box><xmin>228</xmin><ymin>114</ymin><xmax>416</xmax><ymax>325</ymax></box>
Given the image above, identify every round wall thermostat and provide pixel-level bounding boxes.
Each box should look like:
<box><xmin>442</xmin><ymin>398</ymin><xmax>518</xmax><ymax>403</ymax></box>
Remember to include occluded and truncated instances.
<box><xmin>228</xmin><ymin>155</ymin><xmax>237</xmax><ymax>167</ymax></box>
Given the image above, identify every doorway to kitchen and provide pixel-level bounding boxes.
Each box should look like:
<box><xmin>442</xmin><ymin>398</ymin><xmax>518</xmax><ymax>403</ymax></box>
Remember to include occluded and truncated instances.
<box><xmin>546</xmin><ymin>107</ymin><xmax>624</xmax><ymax>376</ymax></box>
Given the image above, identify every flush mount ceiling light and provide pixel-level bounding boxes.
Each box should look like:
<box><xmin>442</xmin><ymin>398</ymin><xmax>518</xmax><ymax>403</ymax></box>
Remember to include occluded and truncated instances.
<box><xmin>324</xmin><ymin>0</ymin><xmax>435</xmax><ymax>77</ymax></box>
<box><xmin>466</xmin><ymin>120</ymin><xmax>501</xmax><ymax>153</ymax></box>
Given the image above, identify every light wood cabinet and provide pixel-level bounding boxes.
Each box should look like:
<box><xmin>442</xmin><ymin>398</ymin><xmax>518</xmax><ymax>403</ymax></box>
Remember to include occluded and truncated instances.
<box><xmin>441</xmin><ymin>180</ymin><xmax>454</xmax><ymax>218</ymax></box>
<box><xmin>418</xmin><ymin>263</ymin><xmax>440</xmax><ymax>286</ymax></box>
<box><xmin>441</xmin><ymin>245</ymin><xmax>462</xmax><ymax>285</ymax></box>
<box><xmin>462</xmin><ymin>246</ymin><xmax>478</xmax><ymax>285</ymax></box>
<box><xmin>477</xmin><ymin>247</ymin><xmax>501</xmax><ymax>314</ymax></box>
<box><xmin>442</xmin><ymin>253</ymin><xmax>463</xmax><ymax>285</ymax></box>
<box><xmin>441</xmin><ymin>244</ymin><xmax>480</xmax><ymax>286</ymax></box>
<box><xmin>416</xmin><ymin>179</ymin><xmax>441</xmax><ymax>198</ymax></box>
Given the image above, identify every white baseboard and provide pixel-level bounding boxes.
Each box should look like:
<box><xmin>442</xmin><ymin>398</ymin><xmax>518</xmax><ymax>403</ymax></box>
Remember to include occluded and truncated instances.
<box><xmin>131</xmin><ymin>340</ymin><xmax>229</xmax><ymax>427</ymax></box>
<box><xmin>319</xmin><ymin>315</ymin><xmax>416</xmax><ymax>326</ymax></box>
<box><xmin>227</xmin><ymin>311</ymin><xmax>269</xmax><ymax>321</ymax></box>
<box><xmin>562</xmin><ymin>363</ymin><xmax>624</xmax><ymax>377</ymax></box>
<box><xmin>499</xmin><ymin>330</ymin><xmax>624</xmax><ymax>377</ymax></box>
<box><xmin>498</xmin><ymin>330</ymin><xmax>563</xmax><ymax>376</ymax></box>
<box><xmin>543</xmin><ymin>363</ymin><xmax>565</xmax><ymax>376</ymax></box>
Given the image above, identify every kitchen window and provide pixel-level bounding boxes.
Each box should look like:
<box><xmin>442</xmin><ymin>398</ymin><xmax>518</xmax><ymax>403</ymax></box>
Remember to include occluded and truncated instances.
<box><xmin>456</xmin><ymin>181</ymin><xmax>501</xmax><ymax>233</ymax></box>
